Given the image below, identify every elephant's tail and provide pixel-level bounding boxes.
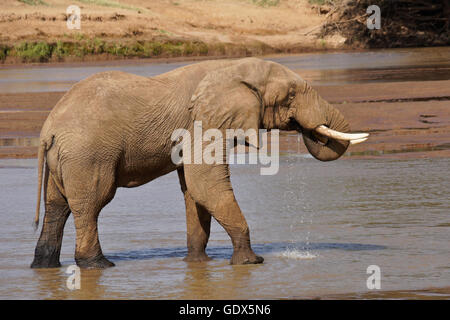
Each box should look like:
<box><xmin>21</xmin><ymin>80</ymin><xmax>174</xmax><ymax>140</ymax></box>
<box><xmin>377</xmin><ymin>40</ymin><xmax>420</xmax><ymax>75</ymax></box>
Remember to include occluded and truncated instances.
<box><xmin>34</xmin><ymin>140</ymin><xmax>47</xmax><ymax>231</ymax></box>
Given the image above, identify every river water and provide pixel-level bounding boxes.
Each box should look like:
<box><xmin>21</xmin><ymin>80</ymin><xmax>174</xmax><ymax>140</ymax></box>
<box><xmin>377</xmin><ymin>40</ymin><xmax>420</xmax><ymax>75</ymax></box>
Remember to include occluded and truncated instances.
<box><xmin>0</xmin><ymin>156</ymin><xmax>449</xmax><ymax>299</ymax></box>
<box><xmin>0</xmin><ymin>46</ymin><xmax>449</xmax><ymax>94</ymax></box>
<box><xmin>0</xmin><ymin>47</ymin><xmax>449</xmax><ymax>299</ymax></box>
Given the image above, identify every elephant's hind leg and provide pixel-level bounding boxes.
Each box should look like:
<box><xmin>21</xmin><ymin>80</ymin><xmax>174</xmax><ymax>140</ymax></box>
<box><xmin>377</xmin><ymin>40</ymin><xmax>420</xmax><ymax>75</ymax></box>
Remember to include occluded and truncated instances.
<box><xmin>31</xmin><ymin>170</ymin><xmax>70</xmax><ymax>268</ymax></box>
<box><xmin>71</xmin><ymin>206</ymin><xmax>115</xmax><ymax>269</ymax></box>
<box><xmin>65</xmin><ymin>165</ymin><xmax>117</xmax><ymax>269</ymax></box>
<box><xmin>177</xmin><ymin>168</ymin><xmax>212</xmax><ymax>262</ymax></box>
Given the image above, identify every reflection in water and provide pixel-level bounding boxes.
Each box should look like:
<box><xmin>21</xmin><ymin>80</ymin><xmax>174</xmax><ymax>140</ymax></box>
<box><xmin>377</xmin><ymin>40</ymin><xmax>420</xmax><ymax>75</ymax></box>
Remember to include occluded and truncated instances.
<box><xmin>181</xmin><ymin>262</ymin><xmax>255</xmax><ymax>300</ymax></box>
<box><xmin>32</xmin><ymin>268</ymin><xmax>105</xmax><ymax>299</ymax></box>
<box><xmin>0</xmin><ymin>156</ymin><xmax>448</xmax><ymax>299</ymax></box>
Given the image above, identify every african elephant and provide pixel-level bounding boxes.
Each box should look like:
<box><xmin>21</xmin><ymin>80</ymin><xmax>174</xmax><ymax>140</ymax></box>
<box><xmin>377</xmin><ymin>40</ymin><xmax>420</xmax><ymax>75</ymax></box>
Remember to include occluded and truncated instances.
<box><xmin>31</xmin><ymin>58</ymin><xmax>368</xmax><ymax>269</ymax></box>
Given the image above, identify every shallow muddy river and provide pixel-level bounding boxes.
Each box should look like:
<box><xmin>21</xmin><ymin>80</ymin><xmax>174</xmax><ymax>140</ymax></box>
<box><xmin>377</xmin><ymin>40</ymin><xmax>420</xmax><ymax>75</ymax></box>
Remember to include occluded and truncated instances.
<box><xmin>0</xmin><ymin>155</ymin><xmax>449</xmax><ymax>299</ymax></box>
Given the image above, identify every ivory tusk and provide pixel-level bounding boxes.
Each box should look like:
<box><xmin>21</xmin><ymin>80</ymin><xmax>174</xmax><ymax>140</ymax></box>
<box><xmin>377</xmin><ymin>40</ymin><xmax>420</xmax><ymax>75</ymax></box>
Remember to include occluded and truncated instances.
<box><xmin>316</xmin><ymin>125</ymin><xmax>369</xmax><ymax>141</ymax></box>
<box><xmin>349</xmin><ymin>137</ymin><xmax>368</xmax><ymax>145</ymax></box>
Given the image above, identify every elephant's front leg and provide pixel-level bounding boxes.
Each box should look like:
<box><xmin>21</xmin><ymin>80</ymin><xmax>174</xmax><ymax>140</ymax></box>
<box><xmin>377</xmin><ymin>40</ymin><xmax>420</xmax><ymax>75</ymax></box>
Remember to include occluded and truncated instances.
<box><xmin>213</xmin><ymin>192</ymin><xmax>264</xmax><ymax>265</ymax></box>
<box><xmin>178</xmin><ymin>168</ymin><xmax>212</xmax><ymax>262</ymax></box>
<box><xmin>183</xmin><ymin>164</ymin><xmax>263</xmax><ymax>265</ymax></box>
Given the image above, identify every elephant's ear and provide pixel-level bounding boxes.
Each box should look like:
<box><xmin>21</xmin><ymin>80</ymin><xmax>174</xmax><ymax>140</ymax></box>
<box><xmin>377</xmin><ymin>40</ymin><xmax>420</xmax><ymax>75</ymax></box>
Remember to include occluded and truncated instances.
<box><xmin>190</xmin><ymin>60</ymin><xmax>268</xmax><ymax>149</ymax></box>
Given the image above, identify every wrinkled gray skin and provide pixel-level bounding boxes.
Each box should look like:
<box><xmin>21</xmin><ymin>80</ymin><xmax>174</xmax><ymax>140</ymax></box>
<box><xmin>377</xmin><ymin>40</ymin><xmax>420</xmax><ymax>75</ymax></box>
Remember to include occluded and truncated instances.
<box><xmin>31</xmin><ymin>58</ymin><xmax>350</xmax><ymax>269</ymax></box>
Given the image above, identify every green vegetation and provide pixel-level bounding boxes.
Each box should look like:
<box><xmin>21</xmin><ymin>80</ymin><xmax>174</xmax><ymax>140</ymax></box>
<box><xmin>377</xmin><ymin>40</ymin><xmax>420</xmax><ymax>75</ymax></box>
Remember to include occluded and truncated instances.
<box><xmin>1</xmin><ymin>39</ymin><xmax>215</xmax><ymax>62</ymax></box>
<box><xmin>17</xmin><ymin>0</ymin><xmax>47</xmax><ymax>5</ymax></box>
<box><xmin>308</xmin><ymin>0</ymin><xmax>335</xmax><ymax>5</ymax></box>
<box><xmin>0</xmin><ymin>45</ymin><xmax>8</xmax><ymax>61</ymax></box>
<box><xmin>14</xmin><ymin>42</ymin><xmax>52</xmax><ymax>62</ymax></box>
<box><xmin>158</xmin><ymin>29</ymin><xmax>175</xmax><ymax>37</ymax></box>
<box><xmin>75</xmin><ymin>0</ymin><xmax>144</xmax><ymax>12</ymax></box>
<box><xmin>252</xmin><ymin>0</ymin><xmax>280</xmax><ymax>7</ymax></box>
<box><xmin>319</xmin><ymin>38</ymin><xmax>326</xmax><ymax>48</ymax></box>
<box><xmin>100</xmin><ymin>40</ymin><xmax>209</xmax><ymax>58</ymax></box>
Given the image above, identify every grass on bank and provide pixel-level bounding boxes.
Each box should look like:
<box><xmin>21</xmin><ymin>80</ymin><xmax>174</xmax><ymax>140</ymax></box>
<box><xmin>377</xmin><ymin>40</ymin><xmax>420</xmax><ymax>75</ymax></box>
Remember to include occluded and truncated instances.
<box><xmin>5</xmin><ymin>40</ymin><xmax>207</xmax><ymax>62</ymax></box>
<box><xmin>18</xmin><ymin>0</ymin><xmax>145</xmax><ymax>12</ymax></box>
<box><xmin>17</xmin><ymin>0</ymin><xmax>48</xmax><ymax>5</ymax></box>
<box><xmin>308</xmin><ymin>0</ymin><xmax>336</xmax><ymax>5</ymax></box>
<box><xmin>75</xmin><ymin>0</ymin><xmax>145</xmax><ymax>13</ymax></box>
<box><xmin>0</xmin><ymin>39</ymin><xmax>274</xmax><ymax>63</ymax></box>
<box><xmin>252</xmin><ymin>0</ymin><xmax>280</xmax><ymax>7</ymax></box>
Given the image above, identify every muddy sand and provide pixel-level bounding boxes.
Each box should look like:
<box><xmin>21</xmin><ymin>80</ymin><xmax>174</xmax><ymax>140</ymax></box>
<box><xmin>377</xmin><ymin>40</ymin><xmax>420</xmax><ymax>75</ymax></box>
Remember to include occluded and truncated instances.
<box><xmin>0</xmin><ymin>78</ymin><xmax>449</xmax><ymax>160</ymax></box>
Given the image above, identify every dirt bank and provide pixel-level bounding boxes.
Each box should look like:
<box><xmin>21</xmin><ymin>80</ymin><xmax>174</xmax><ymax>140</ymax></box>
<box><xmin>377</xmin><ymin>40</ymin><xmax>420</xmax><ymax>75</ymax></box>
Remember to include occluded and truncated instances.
<box><xmin>0</xmin><ymin>0</ymin><xmax>341</xmax><ymax>64</ymax></box>
<box><xmin>1</xmin><ymin>79</ymin><xmax>449</xmax><ymax>159</ymax></box>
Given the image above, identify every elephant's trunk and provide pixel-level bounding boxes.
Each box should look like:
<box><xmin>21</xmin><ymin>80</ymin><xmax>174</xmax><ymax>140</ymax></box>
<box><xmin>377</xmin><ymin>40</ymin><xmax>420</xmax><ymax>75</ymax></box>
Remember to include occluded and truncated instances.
<box><xmin>301</xmin><ymin>102</ymin><xmax>350</xmax><ymax>161</ymax></box>
<box><xmin>293</xmin><ymin>88</ymin><xmax>367</xmax><ymax>161</ymax></box>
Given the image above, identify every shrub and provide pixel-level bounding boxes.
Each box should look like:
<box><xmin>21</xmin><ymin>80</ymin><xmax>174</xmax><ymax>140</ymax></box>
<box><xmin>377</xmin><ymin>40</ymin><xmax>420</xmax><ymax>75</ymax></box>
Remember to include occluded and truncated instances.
<box><xmin>14</xmin><ymin>42</ymin><xmax>52</xmax><ymax>62</ymax></box>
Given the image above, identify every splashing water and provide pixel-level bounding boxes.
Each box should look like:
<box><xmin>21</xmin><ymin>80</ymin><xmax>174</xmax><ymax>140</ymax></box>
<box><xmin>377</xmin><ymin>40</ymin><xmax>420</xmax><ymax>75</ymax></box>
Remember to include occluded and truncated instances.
<box><xmin>279</xmin><ymin>248</ymin><xmax>317</xmax><ymax>260</ymax></box>
<box><xmin>283</xmin><ymin>133</ymin><xmax>317</xmax><ymax>257</ymax></box>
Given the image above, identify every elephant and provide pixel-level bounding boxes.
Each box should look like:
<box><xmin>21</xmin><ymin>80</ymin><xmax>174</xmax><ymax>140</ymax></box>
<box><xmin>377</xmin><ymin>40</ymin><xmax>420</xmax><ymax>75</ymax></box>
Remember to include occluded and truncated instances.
<box><xmin>31</xmin><ymin>57</ymin><xmax>368</xmax><ymax>269</ymax></box>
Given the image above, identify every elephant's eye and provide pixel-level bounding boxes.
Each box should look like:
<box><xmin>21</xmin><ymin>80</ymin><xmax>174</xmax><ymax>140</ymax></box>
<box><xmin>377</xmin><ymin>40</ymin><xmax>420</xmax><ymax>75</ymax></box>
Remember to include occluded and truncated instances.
<box><xmin>288</xmin><ymin>86</ymin><xmax>296</xmax><ymax>100</ymax></box>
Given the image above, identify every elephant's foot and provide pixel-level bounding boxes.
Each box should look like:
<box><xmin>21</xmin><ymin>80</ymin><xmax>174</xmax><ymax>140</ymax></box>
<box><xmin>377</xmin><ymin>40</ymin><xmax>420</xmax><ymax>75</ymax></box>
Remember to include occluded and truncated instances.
<box><xmin>31</xmin><ymin>245</ymin><xmax>62</xmax><ymax>268</ymax></box>
<box><xmin>183</xmin><ymin>251</ymin><xmax>212</xmax><ymax>262</ymax></box>
<box><xmin>75</xmin><ymin>254</ymin><xmax>115</xmax><ymax>269</ymax></box>
<box><xmin>230</xmin><ymin>249</ymin><xmax>264</xmax><ymax>265</ymax></box>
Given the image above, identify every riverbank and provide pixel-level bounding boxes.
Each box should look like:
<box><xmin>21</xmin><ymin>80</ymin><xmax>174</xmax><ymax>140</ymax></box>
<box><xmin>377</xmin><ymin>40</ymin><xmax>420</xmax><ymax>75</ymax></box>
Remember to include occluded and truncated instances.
<box><xmin>0</xmin><ymin>0</ymin><xmax>342</xmax><ymax>64</ymax></box>
<box><xmin>2</xmin><ymin>1</ymin><xmax>448</xmax><ymax>64</ymax></box>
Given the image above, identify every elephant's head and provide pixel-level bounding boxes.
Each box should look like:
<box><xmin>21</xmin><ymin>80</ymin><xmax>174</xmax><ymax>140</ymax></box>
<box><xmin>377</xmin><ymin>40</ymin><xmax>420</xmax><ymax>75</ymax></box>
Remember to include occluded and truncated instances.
<box><xmin>190</xmin><ymin>58</ymin><xmax>368</xmax><ymax>161</ymax></box>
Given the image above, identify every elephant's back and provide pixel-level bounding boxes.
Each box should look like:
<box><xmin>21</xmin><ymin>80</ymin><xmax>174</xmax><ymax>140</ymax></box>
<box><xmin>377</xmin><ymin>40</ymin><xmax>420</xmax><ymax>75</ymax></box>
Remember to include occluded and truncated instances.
<box><xmin>41</xmin><ymin>71</ymin><xmax>170</xmax><ymax>160</ymax></box>
<box><xmin>46</xmin><ymin>71</ymin><xmax>149</xmax><ymax>127</ymax></box>
<box><xmin>43</xmin><ymin>71</ymin><xmax>163</xmax><ymax>139</ymax></box>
